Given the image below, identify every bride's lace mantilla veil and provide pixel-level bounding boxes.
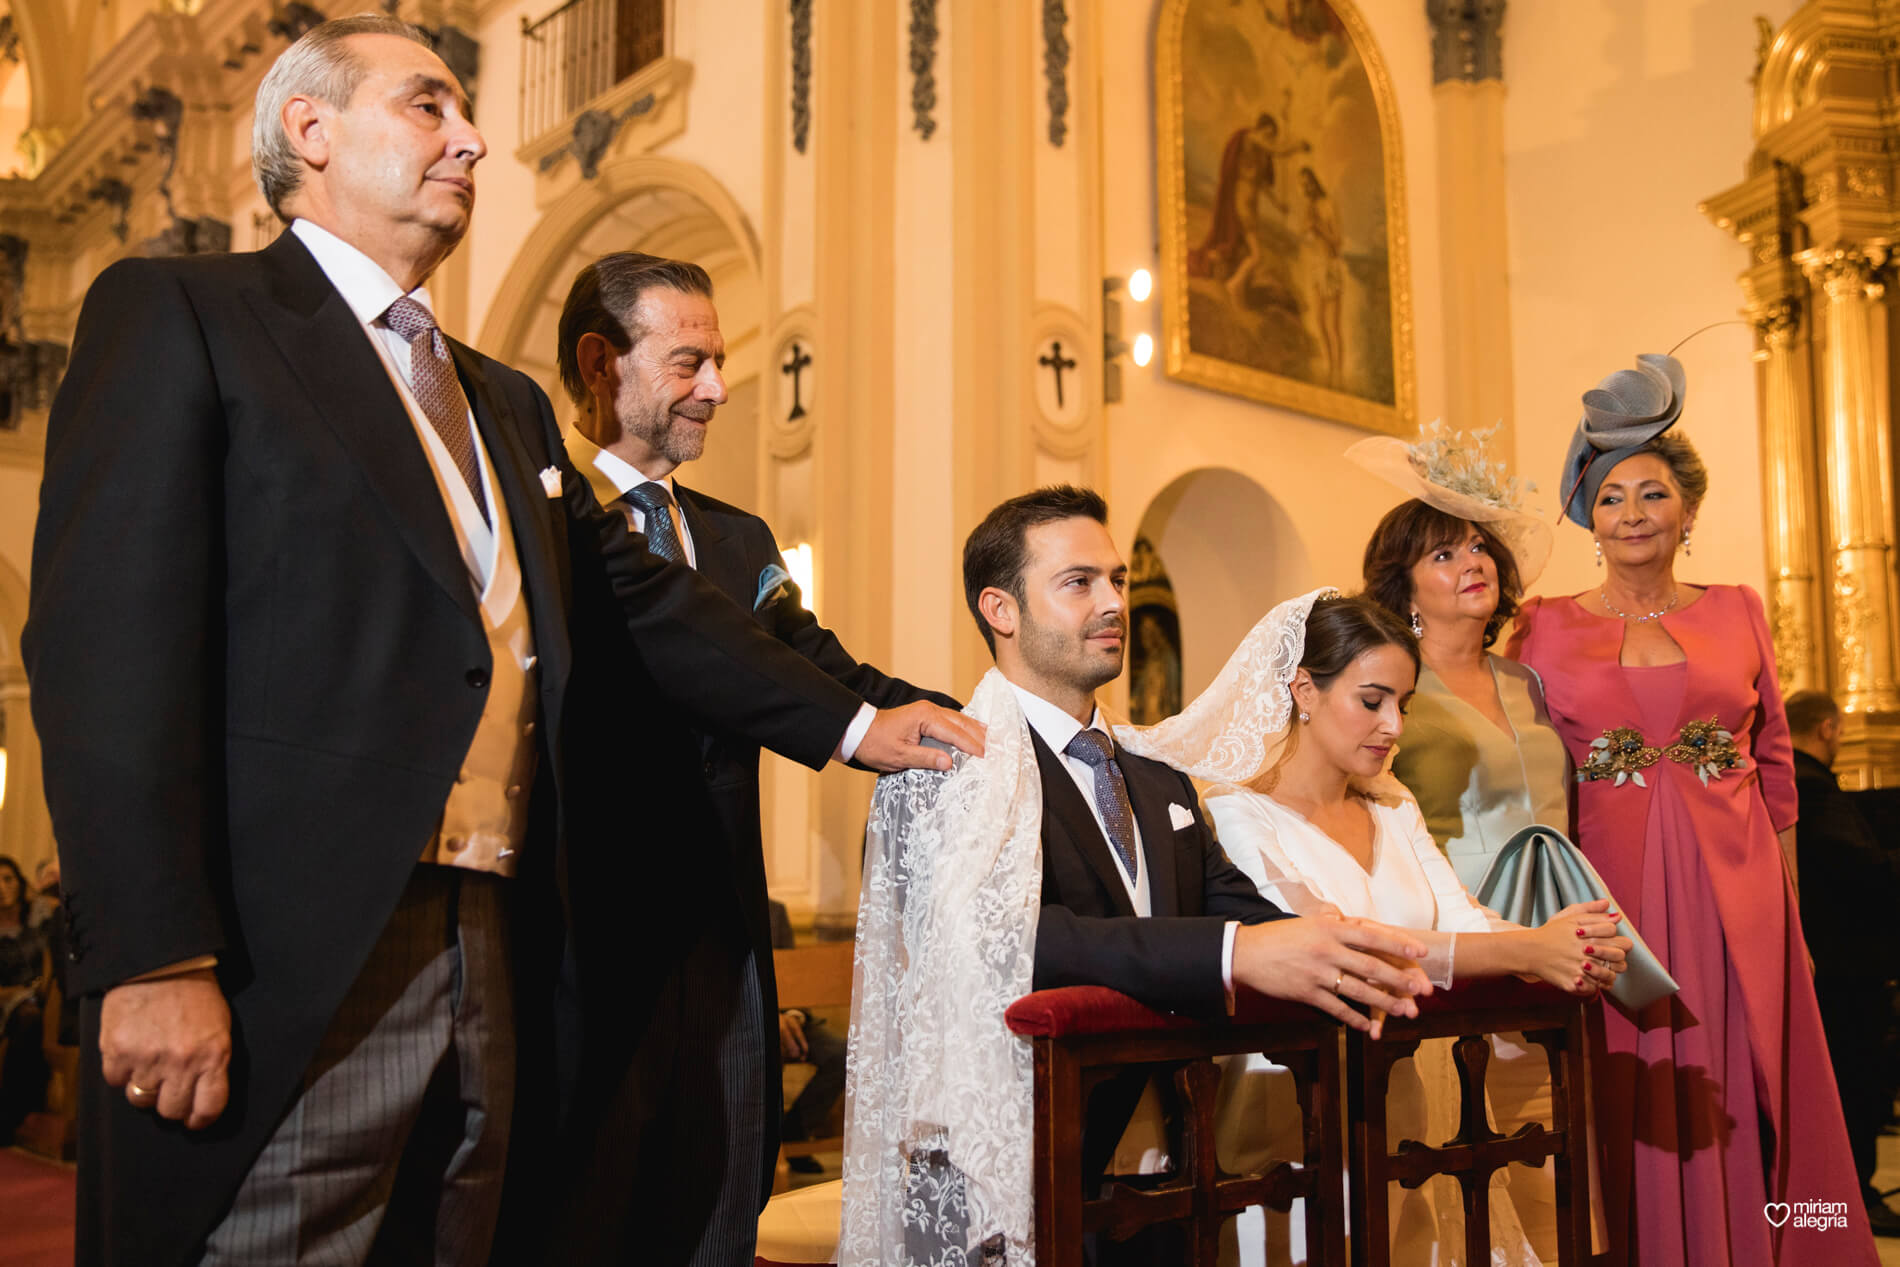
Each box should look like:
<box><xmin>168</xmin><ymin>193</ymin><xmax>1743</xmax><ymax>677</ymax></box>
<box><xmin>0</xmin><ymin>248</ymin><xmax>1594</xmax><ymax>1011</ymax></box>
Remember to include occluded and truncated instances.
<box><xmin>1115</xmin><ymin>586</ymin><xmax>1405</xmax><ymax>806</ymax></box>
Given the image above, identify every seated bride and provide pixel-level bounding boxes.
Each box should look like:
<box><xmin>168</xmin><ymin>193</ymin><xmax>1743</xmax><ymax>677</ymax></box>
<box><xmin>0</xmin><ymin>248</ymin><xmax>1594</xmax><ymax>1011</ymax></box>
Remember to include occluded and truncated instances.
<box><xmin>1116</xmin><ymin>589</ymin><xmax>1629</xmax><ymax>1266</ymax></box>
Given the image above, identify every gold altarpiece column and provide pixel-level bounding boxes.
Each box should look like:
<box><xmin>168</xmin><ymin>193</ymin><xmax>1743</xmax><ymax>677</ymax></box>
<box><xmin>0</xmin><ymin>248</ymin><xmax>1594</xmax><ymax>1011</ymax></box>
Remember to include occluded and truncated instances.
<box><xmin>1704</xmin><ymin>1</ymin><xmax>1900</xmax><ymax>787</ymax></box>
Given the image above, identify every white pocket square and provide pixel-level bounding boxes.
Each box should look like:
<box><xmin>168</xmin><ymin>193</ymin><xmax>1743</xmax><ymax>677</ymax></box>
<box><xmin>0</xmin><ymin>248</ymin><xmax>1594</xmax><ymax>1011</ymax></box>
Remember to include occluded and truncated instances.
<box><xmin>1168</xmin><ymin>802</ymin><xmax>1195</xmax><ymax>830</ymax></box>
<box><xmin>539</xmin><ymin>466</ymin><xmax>563</xmax><ymax>498</ymax></box>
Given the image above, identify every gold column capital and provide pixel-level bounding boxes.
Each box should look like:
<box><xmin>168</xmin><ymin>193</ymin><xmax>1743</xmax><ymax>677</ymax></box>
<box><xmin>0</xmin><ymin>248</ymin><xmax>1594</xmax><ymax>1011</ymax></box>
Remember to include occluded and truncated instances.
<box><xmin>1749</xmin><ymin>298</ymin><xmax>1801</xmax><ymax>348</ymax></box>
<box><xmin>1799</xmin><ymin>244</ymin><xmax>1888</xmax><ymax>299</ymax></box>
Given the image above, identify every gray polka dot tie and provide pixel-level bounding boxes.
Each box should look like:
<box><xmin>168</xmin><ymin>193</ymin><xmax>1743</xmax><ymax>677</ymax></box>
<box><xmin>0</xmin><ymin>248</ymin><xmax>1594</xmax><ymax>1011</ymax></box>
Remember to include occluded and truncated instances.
<box><xmin>621</xmin><ymin>481</ymin><xmax>686</xmax><ymax>564</ymax></box>
<box><xmin>1065</xmin><ymin>729</ymin><xmax>1140</xmax><ymax>883</ymax></box>
<box><xmin>382</xmin><ymin>296</ymin><xmax>489</xmax><ymax>526</ymax></box>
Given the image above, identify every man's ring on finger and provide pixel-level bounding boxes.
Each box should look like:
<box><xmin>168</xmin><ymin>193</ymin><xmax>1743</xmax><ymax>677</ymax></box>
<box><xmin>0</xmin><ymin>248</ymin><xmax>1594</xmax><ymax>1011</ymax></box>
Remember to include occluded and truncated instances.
<box><xmin>1331</xmin><ymin>972</ymin><xmax>1343</xmax><ymax>994</ymax></box>
<box><xmin>127</xmin><ymin>1083</ymin><xmax>155</xmax><ymax>1104</ymax></box>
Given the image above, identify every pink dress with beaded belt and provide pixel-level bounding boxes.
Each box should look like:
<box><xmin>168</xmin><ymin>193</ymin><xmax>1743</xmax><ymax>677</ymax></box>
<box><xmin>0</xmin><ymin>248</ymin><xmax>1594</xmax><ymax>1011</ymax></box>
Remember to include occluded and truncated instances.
<box><xmin>1506</xmin><ymin>584</ymin><xmax>1873</xmax><ymax>1266</ymax></box>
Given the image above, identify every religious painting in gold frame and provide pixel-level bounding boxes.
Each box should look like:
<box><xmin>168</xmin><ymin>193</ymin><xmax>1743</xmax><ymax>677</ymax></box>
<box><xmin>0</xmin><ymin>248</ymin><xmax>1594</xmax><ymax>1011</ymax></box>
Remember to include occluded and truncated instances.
<box><xmin>1156</xmin><ymin>0</ymin><xmax>1416</xmax><ymax>435</ymax></box>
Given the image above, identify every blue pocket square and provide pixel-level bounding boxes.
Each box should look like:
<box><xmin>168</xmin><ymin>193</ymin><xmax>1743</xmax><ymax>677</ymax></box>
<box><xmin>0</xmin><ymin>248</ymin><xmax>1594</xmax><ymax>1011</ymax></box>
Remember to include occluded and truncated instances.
<box><xmin>755</xmin><ymin>563</ymin><xmax>796</xmax><ymax>611</ymax></box>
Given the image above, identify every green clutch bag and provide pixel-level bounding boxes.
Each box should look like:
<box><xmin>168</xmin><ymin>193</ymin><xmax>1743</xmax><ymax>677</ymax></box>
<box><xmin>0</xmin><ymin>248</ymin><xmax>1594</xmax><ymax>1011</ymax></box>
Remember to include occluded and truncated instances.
<box><xmin>1473</xmin><ymin>824</ymin><xmax>1680</xmax><ymax>1012</ymax></box>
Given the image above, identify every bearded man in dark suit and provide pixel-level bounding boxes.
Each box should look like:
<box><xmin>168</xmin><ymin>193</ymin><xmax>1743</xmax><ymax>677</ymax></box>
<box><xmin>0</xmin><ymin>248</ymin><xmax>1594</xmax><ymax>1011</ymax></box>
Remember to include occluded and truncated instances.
<box><xmin>528</xmin><ymin>253</ymin><xmax>959</xmax><ymax>1265</ymax></box>
<box><xmin>960</xmin><ymin>487</ymin><xmax>1431</xmax><ymax>1187</ymax></box>
<box><xmin>22</xmin><ymin>18</ymin><xmax>978</xmax><ymax>1267</ymax></box>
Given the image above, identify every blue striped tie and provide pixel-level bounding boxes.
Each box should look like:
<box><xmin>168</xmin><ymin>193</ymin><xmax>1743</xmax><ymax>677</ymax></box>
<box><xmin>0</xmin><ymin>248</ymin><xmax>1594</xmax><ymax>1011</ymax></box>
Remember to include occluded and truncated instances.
<box><xmin>1065</xmin><ymin>729</ymin><xmax>1140</xmax><ymax>883</ymax></box>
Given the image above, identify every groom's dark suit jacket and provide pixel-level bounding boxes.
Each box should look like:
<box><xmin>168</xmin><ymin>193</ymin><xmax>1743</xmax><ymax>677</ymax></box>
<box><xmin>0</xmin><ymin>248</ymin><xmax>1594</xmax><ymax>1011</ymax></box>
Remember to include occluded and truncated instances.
<box><xmin>1027</xmin><ymin>730</ymin><xmax>1288</xmax><ymax>1178</ymax></box>
<box><xmin>539</xmin><ymin>480</ymin><xmax>956</xmax><ymax>1262</ymax></box>
<box><xmin>23</xmin><ymin>232</ymin><xmax>868</xmax><ymax>1267</ymax></box>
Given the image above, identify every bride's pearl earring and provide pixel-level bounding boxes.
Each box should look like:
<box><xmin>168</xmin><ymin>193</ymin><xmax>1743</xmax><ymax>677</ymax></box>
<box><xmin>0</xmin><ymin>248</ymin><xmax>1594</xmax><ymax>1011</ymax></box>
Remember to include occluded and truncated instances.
<box><xmin>1298</xmin><ymin>710</ymin><xmax>1310</xmax><ymax>723</ymax></box>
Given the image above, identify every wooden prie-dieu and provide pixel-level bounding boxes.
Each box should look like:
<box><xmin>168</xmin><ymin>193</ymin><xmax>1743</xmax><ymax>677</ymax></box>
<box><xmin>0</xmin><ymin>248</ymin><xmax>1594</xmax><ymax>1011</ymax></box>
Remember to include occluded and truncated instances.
<box><xmin>1005</xmin><ymin>979</ymin><xmax>1593</xmax><ymax>1267</ymax></box>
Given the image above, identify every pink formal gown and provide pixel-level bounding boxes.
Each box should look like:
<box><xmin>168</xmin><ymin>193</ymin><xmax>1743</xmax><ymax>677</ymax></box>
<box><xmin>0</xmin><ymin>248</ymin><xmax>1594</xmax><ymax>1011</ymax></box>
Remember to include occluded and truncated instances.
<box><xmin>1507</xmin><ymin>584</ymin><xmax>1874</xmax><ymax>1267</ymax></box>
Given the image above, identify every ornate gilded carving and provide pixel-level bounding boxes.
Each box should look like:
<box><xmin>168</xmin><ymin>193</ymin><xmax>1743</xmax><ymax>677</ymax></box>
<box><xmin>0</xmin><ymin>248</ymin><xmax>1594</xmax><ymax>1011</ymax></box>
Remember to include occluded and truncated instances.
<box><xmin>1833</xmin><ymin>554</ymin><xmax>1875</xmax><ymax>696</ymax></box>
<box><xmin>1811</xmin><ymin>246</ymin><xmax>1886</xmax><ymax>300</ymax></box>
<box><xmin>1768</xmin><ymin>586</ymin><xmax>1815</xmax><ymax>689</ymax></box>
<box><xmin>86</xmin><ymin>178</ymin><xmax>132</xmax><ymax>243</ymax></box>
<box><xmin>789</xmin><ymin>0</ymin><xmax>812</xmax><ymax>154</ymax></box>
<box><xmin>909</xmin><ymin>0</ymin><xmax>939</xmax><ymax>140</ymax></box>
<box><xmin>1751</xmin><ymin>16</ymin><xmax>1775</xmax><ymax>87</ymax></box>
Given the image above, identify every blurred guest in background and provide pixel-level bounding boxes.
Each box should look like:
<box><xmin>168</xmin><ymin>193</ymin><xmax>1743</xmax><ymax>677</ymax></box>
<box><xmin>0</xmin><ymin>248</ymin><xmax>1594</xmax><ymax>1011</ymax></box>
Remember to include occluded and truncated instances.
<box><xmin>1785</xmin><ymin>688</ymin><xmax>1900</xmax><ymax>1237</ymax></box>
<box><xmin>0</xmin><ymin>854</ymin><xmax>50</xmax><ymax>1145</ymax></box>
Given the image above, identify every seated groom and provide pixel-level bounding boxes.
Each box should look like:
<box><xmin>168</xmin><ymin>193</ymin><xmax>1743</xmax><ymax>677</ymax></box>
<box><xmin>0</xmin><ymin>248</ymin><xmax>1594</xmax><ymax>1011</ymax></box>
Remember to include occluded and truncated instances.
<box><xmin>839</xmin><ymin>486</ymin><xmax>1430</xmax><ymax>1267</ymax></box>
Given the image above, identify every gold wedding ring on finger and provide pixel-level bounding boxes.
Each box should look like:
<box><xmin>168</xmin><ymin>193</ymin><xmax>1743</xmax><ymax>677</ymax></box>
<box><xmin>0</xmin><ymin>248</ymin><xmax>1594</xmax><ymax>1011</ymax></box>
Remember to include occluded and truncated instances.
<box><xmin>127</xmin><ymin>1083</ymin><xmax>156</xmax><ymax>1106</ymax></box>
<box><xmin>1331</xmin><ymin>972</ymin><xmax>1343</xmax><ymax>994</ymax></box>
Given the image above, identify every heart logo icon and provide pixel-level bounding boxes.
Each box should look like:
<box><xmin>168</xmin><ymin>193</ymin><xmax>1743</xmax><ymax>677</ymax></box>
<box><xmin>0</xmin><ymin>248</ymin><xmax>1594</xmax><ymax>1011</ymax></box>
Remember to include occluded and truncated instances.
<box><xmin>1764</xmin><ymin>1202</ymin><xmax>1791</xmax><ymax>1228</ymax></box>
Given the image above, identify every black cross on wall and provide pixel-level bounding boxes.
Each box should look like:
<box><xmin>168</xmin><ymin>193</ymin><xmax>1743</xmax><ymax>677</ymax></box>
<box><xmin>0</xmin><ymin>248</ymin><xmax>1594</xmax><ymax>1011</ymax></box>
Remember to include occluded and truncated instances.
<box><xmin>782</xmin><ymin>342</ymin><xmax>813</xmax><ymax>421</ymax></box>
<box><xmin>1039</xmin><ymin>340</ymin><xmax>1078</xmax><ymax>410</ymax></box>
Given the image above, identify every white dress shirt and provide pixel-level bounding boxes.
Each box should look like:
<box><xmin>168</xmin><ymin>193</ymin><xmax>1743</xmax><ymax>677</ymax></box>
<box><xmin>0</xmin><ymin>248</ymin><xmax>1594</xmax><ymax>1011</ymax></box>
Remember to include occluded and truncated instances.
<box><xmin>587</xmin><ymin>445</ymin><xmax>876</xmax><ymax>761</ymax></box>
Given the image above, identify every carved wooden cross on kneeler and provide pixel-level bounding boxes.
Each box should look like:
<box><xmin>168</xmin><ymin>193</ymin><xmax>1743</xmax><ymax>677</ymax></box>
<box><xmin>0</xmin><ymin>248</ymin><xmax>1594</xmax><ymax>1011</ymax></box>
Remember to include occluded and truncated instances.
<box><xmin>1039</xmin><ymin>340</ymin><xmax>1077</xmax><ymax>409</ymax></box>
<box><xmin>782</xmin><ymin>342</ymin><xmax>813</xmax><ymax>421</ymax></box>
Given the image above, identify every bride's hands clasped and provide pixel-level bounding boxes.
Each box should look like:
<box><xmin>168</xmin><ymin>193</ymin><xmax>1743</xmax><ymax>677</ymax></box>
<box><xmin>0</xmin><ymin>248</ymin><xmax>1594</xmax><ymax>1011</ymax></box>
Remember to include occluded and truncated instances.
<box><xmin>1525</xmin><ymin>898</ymin><xmax>1631</xmax><ymax>994</ymax></box>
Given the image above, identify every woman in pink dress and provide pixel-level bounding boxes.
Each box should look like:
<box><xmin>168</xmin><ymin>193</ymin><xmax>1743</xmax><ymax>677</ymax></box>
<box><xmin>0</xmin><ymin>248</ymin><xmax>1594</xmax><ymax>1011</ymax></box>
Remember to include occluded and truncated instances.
<box><xmin>1507</xmin><ymin>352</ymin><xmax>1875</xmax><ymax>1266</ymax></box>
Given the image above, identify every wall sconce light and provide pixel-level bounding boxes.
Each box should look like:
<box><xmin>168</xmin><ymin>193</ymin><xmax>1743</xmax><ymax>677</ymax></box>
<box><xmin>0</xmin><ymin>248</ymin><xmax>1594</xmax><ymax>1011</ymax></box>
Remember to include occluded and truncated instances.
<box><xmin>1102</xmin><ymin>271</ymin><xmax>1156</xmax><ymax>403</ymax></box>
<box><xmin>781</xmin><ymin>542</ymin><xmax>816</xmax><ymax>613</ymax></box>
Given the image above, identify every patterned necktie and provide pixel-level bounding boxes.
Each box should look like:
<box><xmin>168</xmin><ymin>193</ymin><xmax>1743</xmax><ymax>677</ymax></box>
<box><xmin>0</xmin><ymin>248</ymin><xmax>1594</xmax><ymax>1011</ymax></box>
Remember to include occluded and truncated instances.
<box><xmin>621</xmin><ymin>481</ymin><xmax>686</xmax><ymax>564</ymax></box>
<box><xmin>382</xmin><ymin>296</ymin><xmax>489</xmax><ymax>526</ymax></box>
<box><xmin>1065</xmin><ymin>729</ymin><xmax>1140</xmax><ymax>884</ymax></box>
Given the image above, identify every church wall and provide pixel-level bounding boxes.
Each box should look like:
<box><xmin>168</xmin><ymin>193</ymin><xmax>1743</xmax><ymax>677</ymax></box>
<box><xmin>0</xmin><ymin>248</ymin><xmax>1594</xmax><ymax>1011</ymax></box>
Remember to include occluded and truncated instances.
<box><xmin>1099</xmin><ymin>0</ymin><xmax>1445</xmax><ymax>700</ymax></box>
<box><xmin>462</xmin><ymin>0</ymin><xmax>770</xmax><ymax>343</ymax></box>
<box><xmin>1502</xmin><ymin>0</ymin><xmax>1796</xmax><ymax>604</ymax></box>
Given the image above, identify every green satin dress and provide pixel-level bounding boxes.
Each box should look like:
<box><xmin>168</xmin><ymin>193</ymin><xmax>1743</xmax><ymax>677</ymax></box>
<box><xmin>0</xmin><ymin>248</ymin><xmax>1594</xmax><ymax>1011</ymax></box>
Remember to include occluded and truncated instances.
<box><xmin>1393</xmin><ymin>656</ymin><xmax>1571</xmax><ymax>892</ymax></box>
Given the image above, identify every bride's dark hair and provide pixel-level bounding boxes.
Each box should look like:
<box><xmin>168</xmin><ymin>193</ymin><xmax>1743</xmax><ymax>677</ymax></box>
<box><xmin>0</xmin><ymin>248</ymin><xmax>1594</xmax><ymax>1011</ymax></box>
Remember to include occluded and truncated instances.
<box><xmin>1301</xmin><ymin>595</ymin><xmax>1420</xmax><ymax>687</ymax></box>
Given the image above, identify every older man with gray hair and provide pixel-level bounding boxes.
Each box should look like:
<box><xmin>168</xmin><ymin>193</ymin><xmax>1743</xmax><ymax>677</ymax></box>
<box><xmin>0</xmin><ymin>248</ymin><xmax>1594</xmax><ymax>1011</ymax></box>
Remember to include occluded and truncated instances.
<box><xmin>24</xmin><ymin>15</ymin><xmax>980</xmax><ymax>1267</ymax></box>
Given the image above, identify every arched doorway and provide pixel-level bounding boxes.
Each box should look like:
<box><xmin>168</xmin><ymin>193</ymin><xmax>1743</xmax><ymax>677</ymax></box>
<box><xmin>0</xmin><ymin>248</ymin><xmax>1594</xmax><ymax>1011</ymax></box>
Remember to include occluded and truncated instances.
<box><xmin>1134</xmin><ymin>467</ymin><xmax>1311</xmax><ymax>703</ymax></box>
<box><xmin>478</xmin><ymin>157</ymin><xmax>764</xmax><ymax>510</ymax></box>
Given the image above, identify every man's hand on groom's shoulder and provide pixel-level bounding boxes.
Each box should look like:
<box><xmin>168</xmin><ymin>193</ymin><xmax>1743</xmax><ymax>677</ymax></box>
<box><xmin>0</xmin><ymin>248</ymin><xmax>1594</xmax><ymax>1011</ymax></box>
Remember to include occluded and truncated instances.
<box><xmin>1231</xmin><ymin>917</ymin><xmax>1432</xmax><ymax>1039</ymax></box>
<box><xmin>851</xmin><ymin>701</ymin><xmax>987</xmax><ymax>772</ymax></box>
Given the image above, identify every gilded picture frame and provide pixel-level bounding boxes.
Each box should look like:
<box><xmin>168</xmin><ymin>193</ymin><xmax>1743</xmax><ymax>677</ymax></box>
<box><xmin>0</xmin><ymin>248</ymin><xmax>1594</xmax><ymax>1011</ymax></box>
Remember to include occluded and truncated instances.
<box><xmin>1156</xmin><ymin>0</ymin><xmax>1416</xmax><ymax>436</ymax></box>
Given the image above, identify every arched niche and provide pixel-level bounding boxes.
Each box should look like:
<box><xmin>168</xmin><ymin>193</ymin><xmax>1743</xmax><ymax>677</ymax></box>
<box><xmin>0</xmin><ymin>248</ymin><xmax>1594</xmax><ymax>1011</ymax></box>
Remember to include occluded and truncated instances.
<box><xmin>477</xmin><ymin>156</ymin><xmax>764</xmax><ymax>509</ymax></box>
<box><xmin>1134</xmin><ymin>467</ymin><xmax>1310</xmax><ymax>702</ymax></box>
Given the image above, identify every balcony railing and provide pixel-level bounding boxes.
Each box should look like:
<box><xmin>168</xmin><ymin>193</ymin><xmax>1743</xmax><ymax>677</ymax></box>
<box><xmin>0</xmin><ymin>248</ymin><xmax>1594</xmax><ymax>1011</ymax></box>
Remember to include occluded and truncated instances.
<box><xmin>519</xmin><ymin>0</ymin><xmax>664</xmax><ymax>145</ymax></box>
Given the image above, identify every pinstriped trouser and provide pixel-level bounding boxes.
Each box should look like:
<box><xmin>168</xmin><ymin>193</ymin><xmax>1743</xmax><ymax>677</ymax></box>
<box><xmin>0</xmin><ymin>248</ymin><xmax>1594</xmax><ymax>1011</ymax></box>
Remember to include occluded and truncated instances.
<box><xmin>201</xmin><ymin>866</ymin><xmax>514</xmax><ymax>1267</ymax></box>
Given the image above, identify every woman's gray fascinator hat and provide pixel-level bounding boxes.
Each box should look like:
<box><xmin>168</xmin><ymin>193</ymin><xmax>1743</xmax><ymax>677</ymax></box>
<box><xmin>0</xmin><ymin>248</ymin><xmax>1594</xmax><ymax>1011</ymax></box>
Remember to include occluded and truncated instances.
<box><xmin>1559</xmin><ymin>353</ymin><xmax>1687</xmax><ymax>528</ymax></box>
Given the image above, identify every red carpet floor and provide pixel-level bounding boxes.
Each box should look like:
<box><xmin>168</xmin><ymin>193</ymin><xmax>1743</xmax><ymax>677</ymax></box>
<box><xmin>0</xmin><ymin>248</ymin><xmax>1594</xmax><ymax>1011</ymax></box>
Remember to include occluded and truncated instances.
<box><xmin>0</xmin><ymin>1148</ymin><xmax>74</xmax><ymax>1266</ymax></box>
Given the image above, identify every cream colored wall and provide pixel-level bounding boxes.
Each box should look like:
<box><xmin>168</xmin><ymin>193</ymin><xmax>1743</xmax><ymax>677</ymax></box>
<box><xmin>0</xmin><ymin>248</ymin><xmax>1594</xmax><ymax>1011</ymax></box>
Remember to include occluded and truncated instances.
<box><xmin>1503</xmin><ymin>0</ymin><xmax>1797</xmax><ymax>603</ymax></box>
<box><xmin>1101</xmin><ymin>0</ymin><xmax>1444</xmax><ymax>700</ymax></box>
<box><xmin>463</xmin><ymin>0</ymin><xmax>769</xmax><ymax>343</ymax></box>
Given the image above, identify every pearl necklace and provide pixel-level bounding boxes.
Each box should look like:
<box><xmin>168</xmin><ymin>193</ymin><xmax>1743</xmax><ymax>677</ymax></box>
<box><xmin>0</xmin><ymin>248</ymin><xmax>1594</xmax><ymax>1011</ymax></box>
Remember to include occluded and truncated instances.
<box><xmin>1600</xmin><ymin>586</ymin><xmax>1679</xmax><ymax>622</ymax></box>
